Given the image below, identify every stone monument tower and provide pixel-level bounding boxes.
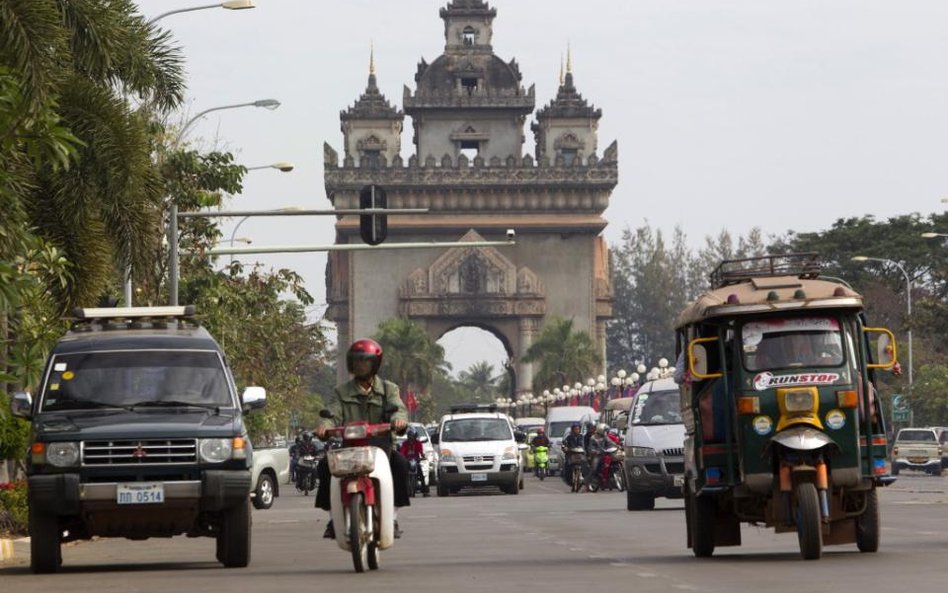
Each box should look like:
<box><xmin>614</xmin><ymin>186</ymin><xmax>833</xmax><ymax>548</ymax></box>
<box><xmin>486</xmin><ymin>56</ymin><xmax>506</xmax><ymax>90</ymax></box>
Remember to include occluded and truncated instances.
<box><xmin>324</xmin><ymin>0</ymin><xmax>618</xmax><ymax>394</ymax></box>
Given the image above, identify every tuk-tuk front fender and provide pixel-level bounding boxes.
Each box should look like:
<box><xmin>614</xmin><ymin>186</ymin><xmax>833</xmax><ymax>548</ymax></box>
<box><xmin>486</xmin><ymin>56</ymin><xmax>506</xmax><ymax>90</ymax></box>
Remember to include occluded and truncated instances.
<box><xmin>770</xmin><ymin>426</ymin><xmax>838</xmax><ymax>452</ymax></box>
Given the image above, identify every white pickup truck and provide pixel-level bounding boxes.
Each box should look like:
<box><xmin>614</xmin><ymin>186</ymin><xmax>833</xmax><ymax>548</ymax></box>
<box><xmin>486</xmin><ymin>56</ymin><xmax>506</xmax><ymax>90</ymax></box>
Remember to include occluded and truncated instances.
<box><xmin>251</xmin><ymin>445</ymin><xmax>291</xmax><ymax>509</ymax></box>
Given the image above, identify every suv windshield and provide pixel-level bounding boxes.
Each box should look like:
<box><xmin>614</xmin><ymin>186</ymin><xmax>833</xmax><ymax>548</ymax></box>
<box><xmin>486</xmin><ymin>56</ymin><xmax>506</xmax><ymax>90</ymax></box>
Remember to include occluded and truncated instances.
<box><xmin>41</xmin><ymin>350</ymin><xmax>232</xmax><ymax>411</ymax></box>
<box><xmin>631</xmin><ymin>390</ymin><xmax>682</xmax><ymax>426</ymax></box>
<box><xmin>441</xmin><ymin>418</ymin><xmax>512</xmax><ymax>442</ymax></box>
<box><xmin>743</xmin><ymin>316</ymin><xmax>844</xmax><ymax>371</ymax></box>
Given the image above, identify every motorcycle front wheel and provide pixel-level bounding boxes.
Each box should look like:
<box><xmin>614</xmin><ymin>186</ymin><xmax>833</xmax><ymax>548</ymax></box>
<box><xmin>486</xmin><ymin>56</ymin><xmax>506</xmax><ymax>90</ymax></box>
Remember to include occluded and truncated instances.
<box><xmin>348</xmin><ymin>493</ymin><xmax>369</xmax><ymax>573</ymax></box>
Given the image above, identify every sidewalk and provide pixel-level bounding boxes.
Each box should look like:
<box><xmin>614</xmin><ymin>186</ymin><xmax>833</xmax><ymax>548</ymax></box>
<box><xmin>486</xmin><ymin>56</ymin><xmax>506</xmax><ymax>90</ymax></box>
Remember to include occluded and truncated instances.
<box><xmin>0</xmin><ymin>536</ymin><xmax>28</xmax><ymax>564</ymax></box>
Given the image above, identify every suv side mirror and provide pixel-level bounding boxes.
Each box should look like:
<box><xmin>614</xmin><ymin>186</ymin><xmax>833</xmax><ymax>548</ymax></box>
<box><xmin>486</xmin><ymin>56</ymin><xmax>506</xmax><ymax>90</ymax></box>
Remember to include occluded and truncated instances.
<box><xmin>514</xmin><ymin>430</ymin><xmax>527</xmax><ymax>444</ymax></box>
<box><xmin>10</xmin><ymin>391</ymin><xmax>33</xmax><ymax>420</ymax></box>
<box><xmin>430</xmin><ymin>433</ymin><xmax>440</xmax><ymax>445</ymax></box>
<box><xmin>241</xmin><ymin>386</ymin><xmax>266</xmax><ymax>411</ymax></box>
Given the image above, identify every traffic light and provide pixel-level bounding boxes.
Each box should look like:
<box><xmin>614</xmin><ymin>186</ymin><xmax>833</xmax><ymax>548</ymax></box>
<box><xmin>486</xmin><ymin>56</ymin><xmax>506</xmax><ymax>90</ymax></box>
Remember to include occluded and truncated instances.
<box><xmin>359</xmin><ymin>184</ymin><xmax>387</xmax><ymax>245</ymax></box>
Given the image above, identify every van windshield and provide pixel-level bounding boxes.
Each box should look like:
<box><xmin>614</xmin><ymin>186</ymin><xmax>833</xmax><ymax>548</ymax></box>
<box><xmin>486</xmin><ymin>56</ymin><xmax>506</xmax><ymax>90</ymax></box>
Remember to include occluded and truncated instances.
<box><xmin>742</xmin><ymin>317</ymin><xmax>844</xmax><ymax>371</ymax></box>
<box><xmin>441</xmin><ymin>418</ymin><xmax>512</xmax><ymax>442</ymax></box>
<box><xmin>41</xmin><ymin>350</ymin><xmax>232</xmax><ymax>411</ymax></box>
<box><xmin>631</xmin><ymin>390</ymin><xmax>681</xmax><ymax>426</ymax></box>
<box><xmin>548</xmin><ymin>421</ymin><xmax>575</xmax><ymax>439</ymax></box>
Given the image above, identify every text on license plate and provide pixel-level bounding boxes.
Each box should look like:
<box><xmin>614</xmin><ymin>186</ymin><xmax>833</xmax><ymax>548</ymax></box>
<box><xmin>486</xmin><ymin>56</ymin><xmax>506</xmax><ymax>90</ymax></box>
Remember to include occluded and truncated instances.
<box><xmin>471</xmin><ymin>473</ymin><xmax>488</xmax><ymax>482</ymax></box>
<box><xmin>117</xmin><ymin>483</ymin><xmax>165</xmax><ymax>505</ymax></box>
<box><xmin>673</xmin><ymin>475</ymin><xmax>685</xmax><ymax>488</ymax></box>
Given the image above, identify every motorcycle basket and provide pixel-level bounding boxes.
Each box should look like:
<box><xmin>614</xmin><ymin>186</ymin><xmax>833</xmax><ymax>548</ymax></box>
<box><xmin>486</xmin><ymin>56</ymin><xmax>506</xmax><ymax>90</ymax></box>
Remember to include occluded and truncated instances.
<box><xmin>327</xmin><ymin>446</ymin><xmax>376</xmax><ymax>477</ymax></box>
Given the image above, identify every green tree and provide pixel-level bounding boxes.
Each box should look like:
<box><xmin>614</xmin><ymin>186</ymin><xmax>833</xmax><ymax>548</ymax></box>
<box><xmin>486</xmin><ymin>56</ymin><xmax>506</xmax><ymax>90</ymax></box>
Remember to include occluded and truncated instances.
<box><xmin>373</xmin><ymin>317</ymin><xmax>449</xmax><ymax>396</ymax></box>
<box><xmin>523</xmin><ymin>317</ymin><xmax>601</xmax><ymax>391</ymax></box>
<box><xmin>457</xmin><ymin>361</ymin><xmax>499</xmax><ymax>402</ymax></box>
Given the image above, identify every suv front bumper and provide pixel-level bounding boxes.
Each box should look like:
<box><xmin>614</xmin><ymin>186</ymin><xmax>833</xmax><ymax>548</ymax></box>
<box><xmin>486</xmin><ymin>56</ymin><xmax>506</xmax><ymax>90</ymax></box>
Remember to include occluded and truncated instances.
<box><xmin>625</xmin><ymin>457</ymin><xmax>684</xmax><ymax>498</ymax></box>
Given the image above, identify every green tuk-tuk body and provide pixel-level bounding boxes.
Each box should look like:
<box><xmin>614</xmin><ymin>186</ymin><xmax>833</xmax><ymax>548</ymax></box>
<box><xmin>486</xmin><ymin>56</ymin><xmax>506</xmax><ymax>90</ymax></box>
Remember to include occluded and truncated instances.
<box><xmin>676</xmin><ymin>254</ymin><xmax>897</xmax><ymax>560</ymax></box>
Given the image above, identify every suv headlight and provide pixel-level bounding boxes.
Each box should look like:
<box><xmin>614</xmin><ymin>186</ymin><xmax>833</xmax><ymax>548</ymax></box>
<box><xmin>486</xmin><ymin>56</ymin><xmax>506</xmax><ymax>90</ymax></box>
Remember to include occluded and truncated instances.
<box><xmin>439</xmin><ymin>449</ymin><xmax>455</xmax><ymax>463</ymax></box>
<box><xmin>502</xmin><ymin>446</ymin><xmax>518</xmax><ymax>461</ymax></box>
<box><xmin>43</xmin><ymin>442</ymin><xmax>80</xmax><ymax>467</ymax></box>
<box><xmin>629</xmin><ymin>446</ymin><xmax>657</xmax><ymax>458</ymax></box>
<box><xmin>200</xmin><ymin>438</ymin><xmax>236</xmax><ymax>463</ymax></box>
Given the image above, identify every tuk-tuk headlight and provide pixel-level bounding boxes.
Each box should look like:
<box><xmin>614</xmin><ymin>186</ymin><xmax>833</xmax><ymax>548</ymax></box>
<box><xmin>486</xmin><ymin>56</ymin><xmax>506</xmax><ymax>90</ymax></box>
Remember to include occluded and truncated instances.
<box><xmin>784</xmin><ymin>390</ymin><xmax>815</xmax><ymax>413</ymax></box>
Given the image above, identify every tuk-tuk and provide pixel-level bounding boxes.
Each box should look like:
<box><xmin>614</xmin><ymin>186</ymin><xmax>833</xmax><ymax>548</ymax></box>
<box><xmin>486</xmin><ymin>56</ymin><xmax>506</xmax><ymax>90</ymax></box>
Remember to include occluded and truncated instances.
<box><xmin>676</xmin><ymin>253</ymin><xmax>897</xmax><ymax>560</ymax></box>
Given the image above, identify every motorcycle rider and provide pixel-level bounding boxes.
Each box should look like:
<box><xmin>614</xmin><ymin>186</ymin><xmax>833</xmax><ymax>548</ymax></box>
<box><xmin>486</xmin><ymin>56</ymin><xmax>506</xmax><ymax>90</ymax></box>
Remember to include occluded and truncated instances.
<box><xmin>289</xmin><ymin>435</ymin><xmax>302</xmax><ymax>483</ymax></box>
<box><xmin>606</xmin><ymin>428</ymin><xmax>622</xmax><ymax>446</ymax></box>
<box><xmin>531</xmin><ymin>427</ymin><xmax>550</xmax><ymax>448</ymax></box>
<box><xmin>562</xmin><ymin>423</ymin><xmax>586</xmax><ymax>486</ymax></box>
<box><xmin>294</xmin><ymin>432</ymin><xmax>320</xmax><ymax>490</ymax></box>
<box><xmin>398</xmin><ymin>427</ymin><xmax>429</xmax><ymax>496</ymax></box>
<box><xmin>585</xmin><ymin>423</ymin><xmax>611</xmax><ymax>490</ymax></box>
<box><xmin>315</xmin><ymin>339</ymin><xmax>410</xmax><ymax>539</ymax></box>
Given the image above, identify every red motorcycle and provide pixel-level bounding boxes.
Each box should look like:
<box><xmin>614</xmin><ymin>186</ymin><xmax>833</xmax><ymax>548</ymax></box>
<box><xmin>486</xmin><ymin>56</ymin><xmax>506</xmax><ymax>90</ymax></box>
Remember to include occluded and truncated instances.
<box><xmin>320</xmin><ymin>409</ymin><xmax>397</xmax><ymax>573</ymax></box>
<box><xmin>589</xmin><ymin>443</ymin><xmax>626</xmax><ymax>492</ymax></box>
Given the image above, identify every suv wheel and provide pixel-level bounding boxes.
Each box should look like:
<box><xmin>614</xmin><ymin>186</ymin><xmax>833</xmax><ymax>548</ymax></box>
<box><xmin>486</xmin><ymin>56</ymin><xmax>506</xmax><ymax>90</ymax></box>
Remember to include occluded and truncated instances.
<box><xmin>29</xmin><ymin>502</ymin><xmax>61</xmax><ymax>574</ymax></box>
<box><xmin>218</xmin><ymin>499</ymin><xmax>252</xmax><ymax>567</ymax></box>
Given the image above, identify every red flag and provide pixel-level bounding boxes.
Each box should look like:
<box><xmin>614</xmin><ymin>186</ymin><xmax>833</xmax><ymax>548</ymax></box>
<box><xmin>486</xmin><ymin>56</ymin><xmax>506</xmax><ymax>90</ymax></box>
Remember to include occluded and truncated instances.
<box><xmin>591</xmin><ymin>394</ymin><xmax>601</xmax><ymax>412</ymax></box>
<box><xmin>405</xmin><ymin>389</ymin><xmax>418</xmax><ymax>413</ymax></box>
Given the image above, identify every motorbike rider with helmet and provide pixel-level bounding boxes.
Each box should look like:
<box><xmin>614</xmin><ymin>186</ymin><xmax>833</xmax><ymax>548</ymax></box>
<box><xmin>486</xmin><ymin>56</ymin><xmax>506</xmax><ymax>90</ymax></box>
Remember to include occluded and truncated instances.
<box><xmin>585</xmin><ymin>423</ymin><xmax>611</xmax><ymax>490</ymax></box>
<box><xmin>398</xmin><ymin>427</ymin><xmax>430</xmax><ymax>496</ymax></box>
<box><xmin>530</xmin><ymin>427</ymin><xmax>550</xmax><ymax>448</ymax></box>
<box><xmin>289</xmin><ymin>435</ymin><xmax>303</xmax><ymax>482</ymax></box>
<box><xmin>606</xmin><ymin>428</ymin><xmax>622</xmax><ymax>446</ymax></box>
<box><xmin>562</xmin><ymin>423</ymin><xmax>586</xmax><ymax>486</ymax></box>
<box><xmin>315</xmin><ymin>339</ymin><xmax>410</xmax><ymax>539</ymax></box>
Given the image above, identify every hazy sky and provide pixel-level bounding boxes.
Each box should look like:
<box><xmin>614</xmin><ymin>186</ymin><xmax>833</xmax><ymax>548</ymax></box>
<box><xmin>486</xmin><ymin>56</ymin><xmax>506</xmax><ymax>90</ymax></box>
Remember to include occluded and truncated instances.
<box><xmin>135</xmin><ymin>0</ymin><xmax>947</xmax><ymax>375</ymax></box>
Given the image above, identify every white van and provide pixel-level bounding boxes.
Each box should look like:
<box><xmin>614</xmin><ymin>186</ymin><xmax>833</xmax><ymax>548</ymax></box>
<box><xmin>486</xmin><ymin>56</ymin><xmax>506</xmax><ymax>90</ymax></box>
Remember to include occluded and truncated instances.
<box><xmin>545</xmin><ymin>406</ymin><xmax>598</xmax><ymax>475</ymax></box>
<box><xmin>432</xmin><ymin>411</ymin><xmax>524</xmax><ymax>496</ymax></box>
<box><xmin>623</xmin><ymin>377</ymin><xmax>685</xmax><ymax>510</ymax></box>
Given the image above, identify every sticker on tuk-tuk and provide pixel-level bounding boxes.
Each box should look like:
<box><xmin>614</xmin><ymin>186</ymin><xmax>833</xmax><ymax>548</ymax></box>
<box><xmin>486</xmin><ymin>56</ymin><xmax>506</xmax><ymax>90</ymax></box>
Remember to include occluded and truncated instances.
<box><xmin>753</xmin><ymin>371</ymin><xmax>840</xmax><ymax>391</ymax></box>
<box><xmin>752</xmin><ymin>415</ymin><xmax>773</xmax><ymax>436</ymax></box>
<box><xmin>54</xmin><ymin>363</ymin><xmax>67</xmax><ymax>372</ymax></box>
<box><xmin>825</xmin><ymin>409</ymin><xmax>846</xmax><ymax>430</ymax></box>
<box><xmin>62</xmin><ymin>371</ymin><xmax>75</xmax><ymax>381</ymax></box>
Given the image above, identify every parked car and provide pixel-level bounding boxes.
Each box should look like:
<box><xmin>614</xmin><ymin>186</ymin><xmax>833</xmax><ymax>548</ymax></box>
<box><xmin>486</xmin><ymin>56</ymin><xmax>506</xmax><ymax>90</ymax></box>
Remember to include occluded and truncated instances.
<box><xmin>623</xmin><ymin>377</ymin><xmax>685</xmax><ymax>510</ymax></box>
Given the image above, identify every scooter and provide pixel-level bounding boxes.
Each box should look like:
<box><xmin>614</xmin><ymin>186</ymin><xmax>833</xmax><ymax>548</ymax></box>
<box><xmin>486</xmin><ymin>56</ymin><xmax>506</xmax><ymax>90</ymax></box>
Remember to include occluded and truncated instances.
<box><xmin>588</xmin><ymin>444</ymin><xmax>625</xmax><ymax>492</ymax></box>
<box><xmin>408</xmin><ymin>457</ymin><xmax>430</xmax><ymax>497</ymax></box>
<box><xmin>533</xmin><ymin>446</ymin><xmax>549</xmax><ymax>480</ymax></box>
<box><xmin>320</xmin><ymin>409</ymin><xmax>396</xmax><ymax>573</ymax></box>
<box><xmin>296</xmin><ymin>454</ymin><xmax>317</xmax><ymax>495</ymax></box>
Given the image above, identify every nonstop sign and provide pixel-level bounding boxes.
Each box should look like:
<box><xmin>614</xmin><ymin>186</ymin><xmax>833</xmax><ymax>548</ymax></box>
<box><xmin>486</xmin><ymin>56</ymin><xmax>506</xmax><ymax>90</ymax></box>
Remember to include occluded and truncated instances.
<box><xmin>753</xmin><ymin>371</ymin><xmax>841</xmax><ymax>391</ymax></box>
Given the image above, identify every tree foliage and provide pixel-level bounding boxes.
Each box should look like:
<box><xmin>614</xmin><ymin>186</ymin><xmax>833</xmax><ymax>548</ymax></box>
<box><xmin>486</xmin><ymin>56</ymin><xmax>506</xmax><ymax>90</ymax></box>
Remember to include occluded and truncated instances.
<box><xmin>523</xmin><ymin>316</ymin><xmax>601</xmax><ymax>392</ymax></box>
<box><xmin>373</xmin><ymin>317</ymin><xmax>449</xmax><ymax>395</ymax></box>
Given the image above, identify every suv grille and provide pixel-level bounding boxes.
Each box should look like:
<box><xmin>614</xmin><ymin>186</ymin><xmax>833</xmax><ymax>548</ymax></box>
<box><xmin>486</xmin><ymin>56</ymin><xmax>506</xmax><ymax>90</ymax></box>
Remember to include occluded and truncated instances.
<box><xmin>662</xmin><ymin>447</ymin><xmax>684</xmax><ymax>457</ymax></box>
<box><xmin>83</xmin><ymin>439</ymin><xmax>198</xmax><ymax>465</ymax></box>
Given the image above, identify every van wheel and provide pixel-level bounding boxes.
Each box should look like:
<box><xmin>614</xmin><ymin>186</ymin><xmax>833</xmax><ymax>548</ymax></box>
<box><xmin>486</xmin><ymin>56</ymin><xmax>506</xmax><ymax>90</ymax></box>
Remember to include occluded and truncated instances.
<box><xmin>29</xmin><ymin>503</ymin><xmax>61</xmax><ymax>574</ymax></box>
<box><xmin>856</xmin><ymin>489</ymin><xmax>880</xmax><ymax>553</ymax></box>
<box><xmin>437</xmin><ymin>483</ymin><xmax>449</xmax><ymax>497</ymax></box>
<box><xmin>627</xmin><ymin>491</ymin><xmax>655</xmax><ymax>511</ymax></box>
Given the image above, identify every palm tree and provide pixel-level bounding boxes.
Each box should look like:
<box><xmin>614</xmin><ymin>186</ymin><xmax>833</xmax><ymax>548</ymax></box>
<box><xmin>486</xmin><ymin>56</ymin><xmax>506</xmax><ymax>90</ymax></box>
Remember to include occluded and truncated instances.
<box><xmin>457</xmin><ymin>361</ymin><xmax>499</xmax><ymax>401</ymax></box>
<box><xmin>522</xmin><ymin>317</ymin><xmax>602</xmax><ymax>391</ymax></box>
<box><xmin>1</xmin><ymin>0</ymin><xmax>185</xmax><ymax>308</ymax></box>
<box><xmin>374</xmin><ymin>318</ymin><xmax>450</xmax><ymax>394</ymax></box>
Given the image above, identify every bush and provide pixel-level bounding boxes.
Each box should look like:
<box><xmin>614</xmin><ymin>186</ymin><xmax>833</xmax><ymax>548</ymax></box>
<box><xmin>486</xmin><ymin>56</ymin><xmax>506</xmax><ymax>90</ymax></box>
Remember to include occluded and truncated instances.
<box><xmin>0</xmin><ymin>481</ymin><xmax>28</xmax><ymax>536</ymax></box>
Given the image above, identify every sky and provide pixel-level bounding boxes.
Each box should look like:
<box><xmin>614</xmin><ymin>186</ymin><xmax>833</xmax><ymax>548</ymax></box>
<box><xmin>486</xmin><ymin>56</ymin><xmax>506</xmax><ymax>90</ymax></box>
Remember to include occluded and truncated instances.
<box><xmin>134</xmin><ymin>0</ymin><xmax>948</xmax><ymax>376</ymax></box>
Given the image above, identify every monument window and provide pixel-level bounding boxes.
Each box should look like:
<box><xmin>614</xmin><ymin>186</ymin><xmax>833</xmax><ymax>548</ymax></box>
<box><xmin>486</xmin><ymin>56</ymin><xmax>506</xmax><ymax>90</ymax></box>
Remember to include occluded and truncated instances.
<box><xmin>362</xmin><ymin>149</ymin><xmax>381</xmax><ymax>169</ymax></box>
<box><xmin>462</xmin><ymin>27</ymin><xmax>476</xmax><ymax>46</ymax></box>
<box><xmin>460</xmin><ymin>140</ymin><xmax>479</xmax><ymax>161</ymax></box>
<box><xmin>560</xmin><ymin>148</ymin><xmax>578</xmax><ymax>166</ymax></box>
<box><xmin>461</xmin><ymin>77</ymin><xmax>479</xmax><ymax>95</ymax></box>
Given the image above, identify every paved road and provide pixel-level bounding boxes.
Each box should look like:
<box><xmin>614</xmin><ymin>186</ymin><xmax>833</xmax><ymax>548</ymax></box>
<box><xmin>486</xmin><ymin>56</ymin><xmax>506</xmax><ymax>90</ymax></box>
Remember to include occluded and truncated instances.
<box><xmin>2</xmin><ymin>472</ymin><xmax>946</xmax><ymax>592</ymax></box>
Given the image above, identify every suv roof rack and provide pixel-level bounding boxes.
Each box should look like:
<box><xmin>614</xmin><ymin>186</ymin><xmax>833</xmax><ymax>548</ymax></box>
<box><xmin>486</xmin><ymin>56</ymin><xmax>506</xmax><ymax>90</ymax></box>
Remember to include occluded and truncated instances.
<box><xmin>69</xmin><ymin>305</ymin><xmax>200</xmax><ymax>332</ymax></box>
<box><xmin>709</xmin><ymin>252</ymin><xmax>821</xmax><ymax>289</ymax></box>
<box><xmin>449</xmin><ymin>403</ymin><xmax>498</xmax><ymax>414</ymax></box>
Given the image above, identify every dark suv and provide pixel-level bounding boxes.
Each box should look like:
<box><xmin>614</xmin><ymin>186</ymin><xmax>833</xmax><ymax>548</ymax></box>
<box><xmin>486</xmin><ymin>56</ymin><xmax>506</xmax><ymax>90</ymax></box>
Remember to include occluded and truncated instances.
<box><xmin>10</xmin><ymin>306</ymin><xmax>266</xmax><ymax>573</ymax></box>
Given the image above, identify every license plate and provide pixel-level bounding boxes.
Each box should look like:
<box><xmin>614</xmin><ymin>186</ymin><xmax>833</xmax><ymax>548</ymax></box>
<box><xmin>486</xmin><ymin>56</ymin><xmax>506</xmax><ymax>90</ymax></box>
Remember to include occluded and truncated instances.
<box><xmin>117</xmin><ymin>483</ymin><xmax>165</xmax><ymax>505</ymax></box>
<box><xmin>471</xmin><ymin>473</ymin><xmax>488</xmax><ymax>482</ymax></box>
<box><xmin>673</xmin><ymin>475</ymin><xmax>685</xmax><ymax>488</ymax></box>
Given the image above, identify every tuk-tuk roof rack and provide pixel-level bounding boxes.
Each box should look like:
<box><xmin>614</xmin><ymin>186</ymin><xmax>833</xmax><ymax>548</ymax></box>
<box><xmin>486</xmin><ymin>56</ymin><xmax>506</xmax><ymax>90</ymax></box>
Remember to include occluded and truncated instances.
<box><xmin>69</xmin><ymin>305</ymin><xmax>201</xmax><ymax>332</ymax></box>
<box><xmin>710</xmin><ymin>252</ymin><xmax>821</xmax><ymax>289</ymax></box>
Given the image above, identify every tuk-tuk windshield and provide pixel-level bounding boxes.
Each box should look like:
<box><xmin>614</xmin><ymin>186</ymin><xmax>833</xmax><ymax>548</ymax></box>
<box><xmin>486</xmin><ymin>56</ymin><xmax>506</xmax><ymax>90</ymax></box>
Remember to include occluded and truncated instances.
<box><xmin>742</xmin><ymin>316</ymin><xmax>844</xmax><ymax>371</ymax></box>
<box><xmin>631</xmin><ymin>390</ymin><xmax>682</xmax><ymax>426</ymax></box>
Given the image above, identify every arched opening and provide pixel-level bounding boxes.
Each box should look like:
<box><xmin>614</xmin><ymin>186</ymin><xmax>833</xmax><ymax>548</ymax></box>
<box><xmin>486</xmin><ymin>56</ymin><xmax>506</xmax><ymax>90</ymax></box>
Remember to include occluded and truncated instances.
<box><xmin>434</xmin><ymin>325</ymin><xmax>512</xmax><ymax>413</ymax></box>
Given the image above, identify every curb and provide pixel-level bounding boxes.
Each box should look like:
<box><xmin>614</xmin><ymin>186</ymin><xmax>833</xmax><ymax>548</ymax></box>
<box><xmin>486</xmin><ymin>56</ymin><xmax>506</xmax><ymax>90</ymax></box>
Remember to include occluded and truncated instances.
<box><xmin>0</xmin><ymin>538</ymin><xmax>13</xmax><ymax>562</ymax></box>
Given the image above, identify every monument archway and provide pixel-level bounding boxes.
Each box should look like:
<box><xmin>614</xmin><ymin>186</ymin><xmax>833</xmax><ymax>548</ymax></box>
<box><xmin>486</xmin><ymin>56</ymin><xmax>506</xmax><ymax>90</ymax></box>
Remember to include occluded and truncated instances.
<box><xmin>323</xmin><ymin>1</ymin><xmax>618</xmax><ymax>395</ymax></box>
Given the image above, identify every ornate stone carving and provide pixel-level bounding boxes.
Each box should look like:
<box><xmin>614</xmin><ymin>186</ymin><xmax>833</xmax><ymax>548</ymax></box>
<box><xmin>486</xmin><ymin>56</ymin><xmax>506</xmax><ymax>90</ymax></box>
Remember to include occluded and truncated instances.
<box><xmin>357</xmin><ymin>134</ymin><xmax>387</xmax><ymax>152</ymax></box>
<box><xmin>603</xmin><ymin>140</ymin><xmax>618</xmax><ymax>163</ymax></box>
<box><xmin>323</xmin><ymin>142</ymin><xmax>338</xmax><ymax>168</ymax></box>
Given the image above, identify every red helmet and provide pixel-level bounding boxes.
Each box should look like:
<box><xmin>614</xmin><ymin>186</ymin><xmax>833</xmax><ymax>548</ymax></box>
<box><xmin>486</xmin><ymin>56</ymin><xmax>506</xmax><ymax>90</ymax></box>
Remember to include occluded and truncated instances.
<box><xmin>347</xmin><ymin>338</ymin><xmax>383</xmax><ymax>376</ymax></box>
<box><xmin>537</xmin><ymin>427</ymin><xmax>545</xmax><ymax>434</ymax></box>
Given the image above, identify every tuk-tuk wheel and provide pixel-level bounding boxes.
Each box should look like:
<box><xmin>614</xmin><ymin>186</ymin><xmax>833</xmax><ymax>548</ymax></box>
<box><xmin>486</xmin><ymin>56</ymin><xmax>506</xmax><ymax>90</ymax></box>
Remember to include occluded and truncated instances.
<box><xmin>689</xmin><ymin>491</ymin><xmax>716</xmax><ymax>557</ymax></box>
<box><xmin>855</xmin><ymin>489</ymin><xmax>880</xmax><ymax>553</ymax></box>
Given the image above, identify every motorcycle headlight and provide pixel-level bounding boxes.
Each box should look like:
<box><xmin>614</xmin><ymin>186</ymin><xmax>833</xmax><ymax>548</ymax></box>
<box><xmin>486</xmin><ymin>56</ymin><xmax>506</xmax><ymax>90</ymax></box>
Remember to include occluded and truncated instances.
<box><xmin>199</xmin><ymin>438</ymin><xmax>234</xmax><ymax>463</ymax></box>
<box><xmin>45</xmin><ymin>442</ymin><xmax>80</xmax><ymax>467</ymax></box>
<box><xmin>502</xmin><ymin>446</ymin><xmax>518</xmax><ymax>461</ymax></box>
<box><xmin>630</xmin><ymin>446</ymin><xmax>657</xmax><ymax>458</ymax></box>
<box><xmin>784</xmin><ymin>389</ymin><xmax>815</xmax><ymax>413</ymax></box>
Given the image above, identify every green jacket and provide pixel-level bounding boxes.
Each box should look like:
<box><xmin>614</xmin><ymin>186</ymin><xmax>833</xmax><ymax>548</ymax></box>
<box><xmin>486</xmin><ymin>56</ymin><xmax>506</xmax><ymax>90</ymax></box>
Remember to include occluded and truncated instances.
<box><xmin>318</xmin><ymin>376</ymin><xmax>408</xmax><ymax>433</ymax></box>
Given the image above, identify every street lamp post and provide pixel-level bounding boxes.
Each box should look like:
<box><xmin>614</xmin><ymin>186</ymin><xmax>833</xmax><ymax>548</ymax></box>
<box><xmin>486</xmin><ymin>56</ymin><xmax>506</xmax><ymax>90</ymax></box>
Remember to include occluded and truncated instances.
<box><xmin>852</xmin><ymin>256</ymin><xmax>913</xmax><ymax>386</ymax></box>
<box><xmin>246</xmin><ymin>161</ymin><xmax>294</xmax><ymax>172</ymax></box>
<box><xmin>148</xmin><ymin>1</ymin><xmax>255</xmax><ymax>25</ymax></box>
<box><xmin>168</xmin><ymin>99</ymin><xmax>281</xmax><ymax>304</ymax></box>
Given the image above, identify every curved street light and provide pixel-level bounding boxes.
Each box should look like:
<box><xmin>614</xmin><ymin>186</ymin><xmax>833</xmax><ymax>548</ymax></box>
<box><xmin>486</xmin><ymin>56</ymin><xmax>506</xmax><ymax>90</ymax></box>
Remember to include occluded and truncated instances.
<box><xmin>851</xmin><ymin>256</ymin><xmax>912</xmax><ymax>386</ymax></box>
<box><xmin>148</xmin><ymin>1</ymin><xmax>255</xmax><ymax>25</ymax></box>
<box><xmin>246</xmin><ymin>161</ymin><xmax>295</xmax><ymax>172</ymax></box>
<box><xmin>169</xmin><ymin>99</ymin><xmax>282</xmax><ymax>304</ymax></box>
<box><xmin>921</xmin><ymin>232</ymin><xmax>947</xmax><ymax>239</ymax></box>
